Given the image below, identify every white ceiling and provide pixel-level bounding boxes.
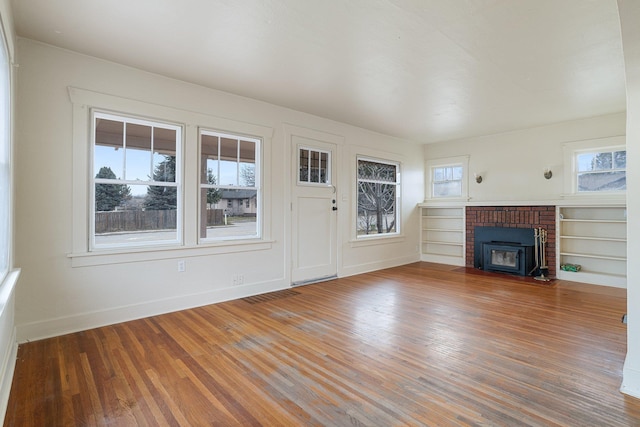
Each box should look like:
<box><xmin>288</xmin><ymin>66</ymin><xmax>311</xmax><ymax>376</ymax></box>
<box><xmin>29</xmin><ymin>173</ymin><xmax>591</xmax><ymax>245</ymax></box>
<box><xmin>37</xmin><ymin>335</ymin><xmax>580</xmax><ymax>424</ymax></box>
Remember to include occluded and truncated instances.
<box><xmin>11</xmin><ymin>0</ymin><xmax>626</xmax><ymax>143</ymax></box>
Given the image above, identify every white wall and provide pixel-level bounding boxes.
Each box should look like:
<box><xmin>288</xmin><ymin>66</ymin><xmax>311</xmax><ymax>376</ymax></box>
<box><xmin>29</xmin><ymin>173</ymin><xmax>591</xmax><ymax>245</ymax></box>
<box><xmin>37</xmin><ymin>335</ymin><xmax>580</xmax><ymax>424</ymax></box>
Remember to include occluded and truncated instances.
<box><xmin>13</xmin><ymin>38</ymin><xmax>423</xmax><ymax>342</ymax></box>
<box><xmin>423</xmin><ymin>113</ymin><xmax>626</xmax><ymax>203</ymax></box>
<box><xmin>0</xmin><ymin>0</ymin><xmax>17</xmax><ymax>421</ymax></box>
<box><xmin>619</xmin><ymin>0</ymin><xmax>640</xmax><ymax>399</ymax></box>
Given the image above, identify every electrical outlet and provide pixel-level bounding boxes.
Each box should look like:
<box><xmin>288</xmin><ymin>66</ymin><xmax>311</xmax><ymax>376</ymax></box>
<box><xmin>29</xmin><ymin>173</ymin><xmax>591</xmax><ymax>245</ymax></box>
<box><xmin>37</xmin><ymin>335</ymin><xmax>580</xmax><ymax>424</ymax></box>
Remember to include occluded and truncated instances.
<box><xmin>233</xmin><ymin>274</ymin><xmax>245</xmax><ymax>285</ymax></box>
<box><xmin>177</xmin><ymin>260</ymin><xmax>186</xmax><ymax>272</ymax></box>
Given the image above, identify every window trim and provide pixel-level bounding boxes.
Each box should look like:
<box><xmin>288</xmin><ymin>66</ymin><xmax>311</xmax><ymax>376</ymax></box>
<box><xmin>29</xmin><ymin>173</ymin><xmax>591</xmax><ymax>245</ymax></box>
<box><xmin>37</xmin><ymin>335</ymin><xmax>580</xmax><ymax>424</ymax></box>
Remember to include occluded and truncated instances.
<box><xmin>90</xmin><ymin>110</ymin><xmax>184</xmax><ymax>251</ymax></box>
<box><xmin>68</xmin><ymin>87</ymin><xmax>274</xmax><ymax>267</ymax></box>
<box><xmin>0</xmin><ymin>28</ymin><xmax>10</xmax><ymax>284</ymax></box>
<box><xmin>562</xmin><ymin>136</ymin><xmax>626</xmax><ymax>198</ymax></box>
<box><xmin>425</xmin><ymin>155</ymin><xmax>470</xmax><ymax>200</ymax></box>
<box><xmin>355</xmin><ymin>155</ymin><xmax>401</xmax><ymax>240</ymax></box>
<box><xmin>198</xmin><ymin>128</ymin><xmax>262</xmax><ymax>243</ymax></box>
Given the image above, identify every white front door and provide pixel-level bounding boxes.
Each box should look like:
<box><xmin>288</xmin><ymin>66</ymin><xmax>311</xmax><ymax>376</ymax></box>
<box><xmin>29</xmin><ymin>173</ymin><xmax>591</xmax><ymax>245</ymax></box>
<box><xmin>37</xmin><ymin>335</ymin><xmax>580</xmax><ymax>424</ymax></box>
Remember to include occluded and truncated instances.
<box><xmin>291</xmin><ymin>136</ymin><xmax>338</xmax><ymax>285</ymax></box>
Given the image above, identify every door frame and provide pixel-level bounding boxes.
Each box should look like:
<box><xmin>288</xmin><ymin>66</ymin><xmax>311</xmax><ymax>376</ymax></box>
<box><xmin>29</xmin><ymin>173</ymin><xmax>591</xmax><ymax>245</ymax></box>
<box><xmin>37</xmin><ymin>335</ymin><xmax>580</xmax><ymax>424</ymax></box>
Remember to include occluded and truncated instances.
<box><xmin>283</xmin><ymin>124</ymin><xmax>344</xmax><ymax>286</ymax></box>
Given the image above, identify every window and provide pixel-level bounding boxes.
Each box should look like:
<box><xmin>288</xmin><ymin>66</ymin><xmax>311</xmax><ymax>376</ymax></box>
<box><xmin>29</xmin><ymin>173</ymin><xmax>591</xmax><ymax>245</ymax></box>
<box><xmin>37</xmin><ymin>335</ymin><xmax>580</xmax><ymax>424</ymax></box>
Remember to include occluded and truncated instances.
<box><xmin>92</xmin><ymin>112</ymin><xmax>182</xmax><ymax>249</ymax></box>
<box><xmin>200</xmin><ymin>129</ymin><xmax>260</xmax><ymax>241</ymax></box>
<box><xmin>0</xmin><ymin>32</ymin><xmax>10</xmax><ymax>281</ymax></box>
<box><xmin>357</xmin><ymin>158</ymin><xmax>400</xmax><ymax>237</ymax></box>
<box><xmin>299</xmin><ymin>147</ymin><xmax>330</xmax><ymax>184</ymax></box>
<box><xmin>432</xmin><ymin>165</ymin><xmax>463</xmax><ymax>197</ymax></box>
<box><xmin>576</xmin><ymin>149</ymin><xmax>626</xmax><ymax>192</ymax></box>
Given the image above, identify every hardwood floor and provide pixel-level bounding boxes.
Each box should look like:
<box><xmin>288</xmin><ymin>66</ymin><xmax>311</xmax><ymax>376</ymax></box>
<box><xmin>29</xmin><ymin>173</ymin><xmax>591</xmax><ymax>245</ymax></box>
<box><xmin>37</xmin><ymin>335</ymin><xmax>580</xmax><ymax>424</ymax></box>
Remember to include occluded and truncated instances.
<box><xmin>5</xmin><ymin>262</ymin><xmax>640</xmax><ymax>426</ymax></box>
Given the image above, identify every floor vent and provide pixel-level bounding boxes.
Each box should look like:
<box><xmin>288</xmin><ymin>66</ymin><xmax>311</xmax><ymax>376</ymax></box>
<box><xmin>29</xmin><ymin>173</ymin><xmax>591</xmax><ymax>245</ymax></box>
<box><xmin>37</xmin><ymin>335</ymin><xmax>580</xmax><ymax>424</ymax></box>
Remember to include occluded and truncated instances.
<box><xmin>241</xmin><ymin>289</ymin><xmax>301</xmax><ymax>304</ymax></box>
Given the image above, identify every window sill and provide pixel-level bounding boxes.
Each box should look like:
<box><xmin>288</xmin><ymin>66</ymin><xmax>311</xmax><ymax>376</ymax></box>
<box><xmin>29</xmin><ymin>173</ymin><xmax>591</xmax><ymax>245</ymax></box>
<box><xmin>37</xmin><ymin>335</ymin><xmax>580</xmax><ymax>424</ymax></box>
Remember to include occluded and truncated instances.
<box><xmin>349</xmin><ymin>234</ymin><xmax>406</xmax><ymax>248</ymax></box>
<box><xmin>68</xmin><ymin>240</ymin><xmax>274</xmax><ymax>267</ymax></box>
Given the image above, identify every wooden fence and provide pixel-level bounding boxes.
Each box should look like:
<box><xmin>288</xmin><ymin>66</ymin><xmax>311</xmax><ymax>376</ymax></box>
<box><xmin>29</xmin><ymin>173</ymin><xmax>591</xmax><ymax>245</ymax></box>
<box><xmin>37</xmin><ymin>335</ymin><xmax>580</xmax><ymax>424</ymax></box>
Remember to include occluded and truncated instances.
<box><xmin>95</xmin><ymin>209</ymin><xmax>225</xmax><ymax>233</ymax></box>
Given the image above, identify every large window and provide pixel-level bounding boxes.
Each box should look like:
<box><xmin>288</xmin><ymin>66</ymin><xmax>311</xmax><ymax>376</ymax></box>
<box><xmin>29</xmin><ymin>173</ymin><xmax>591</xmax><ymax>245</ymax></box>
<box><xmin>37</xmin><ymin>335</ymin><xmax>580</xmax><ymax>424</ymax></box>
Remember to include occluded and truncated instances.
<box><xmin>200</xmin><ymin>129</ymin><xmax>260</xmax><ymax>241</ymax></box>
<box><xmin>0</xmin><ymin>33</ymin><xmax>9</xmax><ymax>281</ymax></box>
<box><xmin>92</xmin><ymin>112</ymin><xmax>182</xmax><ymax>249</ymax></box>
<box><xmin>576</xmin><ymin>149</ymin><xmax>626</xmax><ymax>192</ymax></box>
<box><xmin>357</xmin><ymin>158</ymin><xmax>400</xmax><ymax>237</ymax></box>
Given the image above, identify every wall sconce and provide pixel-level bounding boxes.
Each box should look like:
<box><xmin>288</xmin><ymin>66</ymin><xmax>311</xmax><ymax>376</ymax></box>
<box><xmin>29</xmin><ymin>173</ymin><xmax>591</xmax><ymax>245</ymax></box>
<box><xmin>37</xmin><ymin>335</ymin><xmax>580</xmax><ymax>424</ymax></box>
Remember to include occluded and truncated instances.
<box><xmin>544</xmin><ymin>168</ymin><xmax>552</xmax><ymax>179</ymax></box>
<box><xmin>474</xmin><ymin>173</ymin><xmax>483</xmax><ymax>184</ymax></box>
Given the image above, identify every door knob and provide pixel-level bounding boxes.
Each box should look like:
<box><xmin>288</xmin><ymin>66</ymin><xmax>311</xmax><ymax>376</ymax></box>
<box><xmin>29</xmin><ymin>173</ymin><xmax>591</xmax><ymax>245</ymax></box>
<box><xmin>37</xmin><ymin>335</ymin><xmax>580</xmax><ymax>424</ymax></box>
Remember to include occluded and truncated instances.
<box><xmin>332</xmin><ymin>207</ymin><xmax>338</xmax><ymax>211</ymax></box>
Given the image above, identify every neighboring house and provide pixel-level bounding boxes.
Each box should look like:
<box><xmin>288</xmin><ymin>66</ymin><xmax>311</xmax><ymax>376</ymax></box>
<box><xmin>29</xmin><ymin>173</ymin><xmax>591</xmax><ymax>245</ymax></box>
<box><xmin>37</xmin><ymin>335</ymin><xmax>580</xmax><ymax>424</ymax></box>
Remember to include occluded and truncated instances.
<box><xmin>214</xmin><ymin>190</ymin><xmax>257</xmax><ymax>217</ymax></box>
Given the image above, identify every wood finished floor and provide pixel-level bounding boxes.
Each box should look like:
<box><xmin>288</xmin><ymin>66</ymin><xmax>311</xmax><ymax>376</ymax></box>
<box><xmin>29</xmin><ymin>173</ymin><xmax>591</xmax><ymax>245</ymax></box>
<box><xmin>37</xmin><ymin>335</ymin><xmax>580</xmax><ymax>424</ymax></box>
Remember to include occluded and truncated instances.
<box><xmin>5</xmin><ymin>262</ymin><xmax>640</xmax><ymax>426</ymax></box>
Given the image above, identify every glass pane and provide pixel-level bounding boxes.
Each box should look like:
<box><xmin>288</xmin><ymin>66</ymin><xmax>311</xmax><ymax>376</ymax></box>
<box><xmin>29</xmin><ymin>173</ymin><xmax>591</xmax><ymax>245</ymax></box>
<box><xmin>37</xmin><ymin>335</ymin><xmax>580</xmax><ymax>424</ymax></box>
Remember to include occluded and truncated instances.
<box><xmin>219</xmin><ymin>137</ymin><xmax>238</xmax><ymax>186</ymax></box>
<box><xmin>299</xmin><ymin>149</ymin><xmax>309</xmax><ymax>182</ymax></box>
<box><xmin>153</xmin><ymin>127</ymin><xmax>177</xmax><ymax>182</ymax></box>
<box><xmin>239</xmin><ymin>140</ymin><xmax>256</xmax><ymax>187</ymax></box>
<box><xmin>578</xmin><ymin>171</ymin><xmax>626</xmax><ymax>192</ymax></box>
<box><xmin>151</xmin><ymin>154</ymin><xmax>176</xmax><ymax>183</ymax></box>
<box><xmin>452</xmin><ymin>166</ymin><xmax>463</xmax><ymax>180</ymax></box>
<box><xmin>357</xmin><ymin>182</ymin><xmax>397</xmax><ymax>235</ymax></box>
<box><xmin>125</xmin><ymin>123</ymin><xmax>152</xmax><ymax>181</ymax></box>
<box><xmin>320</xmin><ymin>152</ymin><xmax>328</xmax><ymax>184</ymax></box>
<box><xmin>491</xmin><ymin>250</ymin><xmax>516</xmax><ymax>267</ymax></box>
<box><xmin>202</xmin><ymin>188</ymin><xmax>258</xmax><ymax>239</ymax></box>
<box><xmin>433</xmin><ymin>181</ymin><xmax>462</xmax><ymax>197</ymax></box>
<box><xmin>95</xmin><ymin>118</ymin><xmax>124</xmax><ymax>179</ymax></box>
<box><xmin>578</xmin><ymin>151</ymin><xmax>612</xmax><ymax>172</ymax></box>
<box><xmin>201</xmin><ymin>134</ymin><xmax>219</xmax><ymax>185</ymax></box>
<box><xmin>94</xmin><ymin>184</ymin><xmax>177</xmax><ymax>246</ymax></box>
<box><xmin>358</xmin><ymin>160</ymin><xmax>396</xmax><ymax>182</ymax></box>
<box><xmin>433</xmin><ymin>167</ymin><xmax>444</xmax><ymax>182</ymax></box>
<box><xmin>614</xmin><ymin>150</ymin><xmax>626</xmax><ymax>169</ymax></box>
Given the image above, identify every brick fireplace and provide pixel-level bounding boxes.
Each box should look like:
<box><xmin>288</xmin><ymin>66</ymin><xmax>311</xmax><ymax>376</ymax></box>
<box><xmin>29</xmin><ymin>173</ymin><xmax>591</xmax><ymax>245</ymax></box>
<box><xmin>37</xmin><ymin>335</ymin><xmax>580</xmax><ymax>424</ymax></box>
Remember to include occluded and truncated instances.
<box><xmin>465</xmin><ymin>206</ymin><xmax>556</xmax><ymax>277</ymax></box>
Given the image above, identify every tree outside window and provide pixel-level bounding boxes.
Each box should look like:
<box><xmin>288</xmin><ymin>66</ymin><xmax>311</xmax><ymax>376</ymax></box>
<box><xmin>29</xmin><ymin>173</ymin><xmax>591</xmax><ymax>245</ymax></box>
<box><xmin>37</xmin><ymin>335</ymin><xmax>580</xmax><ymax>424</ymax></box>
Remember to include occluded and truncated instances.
<box><xmin>576</xmin><ymin>149</ymin><xmax>626</xmax><ymax>192</ymax></box>
<box><xmin>357</xmin><ymin>158</ymin><xmax>400</xmax><ymax>236</ymax></box>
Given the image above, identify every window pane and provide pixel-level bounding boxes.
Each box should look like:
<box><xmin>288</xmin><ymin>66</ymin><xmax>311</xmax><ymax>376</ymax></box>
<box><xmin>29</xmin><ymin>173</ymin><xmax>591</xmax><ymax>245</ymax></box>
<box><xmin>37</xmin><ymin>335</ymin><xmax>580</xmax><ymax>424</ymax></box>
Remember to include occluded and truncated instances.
<box><xmin>153</xmin><ymin>127</ymin><xmax>177</xmax><ymax>182</ymax></box>
<box><xmin>219</xmin><ymin>137</ymin><xmax>238</xmax><ymax>186</ymax></box>
<box><xmin>433</xmin><ymin>167</ymin><xmax>444</xmax><ymax>182</ymax></box>
<box><xmin>358</xmin><ymin>160</ymin><xmax>396</xmax><ymax>182</ymax></box>
<box><xmin>202</xmin><ymin>189</ymin><xmax>258</xmax><ymax>239</ymax></box>
<box><xmin>239</xmin><ymin>140</ymin><xmax>256</xmax><ymax>187</ymax></box>
<box><xmin>95</xmin><ymin>119</ymin><xmax>124</xmax><ymax>178</ymax></box>
<box><xmin>94</xmin><ymin>184</ymin><xmax>177</xmax><ymax>246</ymax></box>
<box><xmin>299</xmin><ymin>149</ymin><xmax>309</xmax><ymax>182</ymax></box>
<box><xmin>125</xmin><ymin>123</ymin><xmax>152</xmax><ymax>180</ymax></box>
<box><xmin>578</xmin><ymin>171</ymin><xmax>626</xmax><ymax>192</ymax></box>
<box><xmin>357</xmin><ymin>182</ymin><xmax>397</xmax><ymax>235</ymax></box>
<box><xmin>452</xmin><ymin>166</ymin><xmax>463</xmax><ymax>180</ymax></box>
<box><xmin>614</xmin><ymin>150</ymin><xmax>626</xmax><ymax>169</ymax></box>
<box><xmin>201</xmin><ymin>134</ymin><xmax>219</xmax><ymax>184</ymax></box>
<box><xmin>433</xmin><ymin>181</ymin><xmax>462</xmax><ymax>197</ymax></box>
<box><xmin>319</xmin><ymin>151</ymin><xmax>328</xmax><ymax>184</ymax></box>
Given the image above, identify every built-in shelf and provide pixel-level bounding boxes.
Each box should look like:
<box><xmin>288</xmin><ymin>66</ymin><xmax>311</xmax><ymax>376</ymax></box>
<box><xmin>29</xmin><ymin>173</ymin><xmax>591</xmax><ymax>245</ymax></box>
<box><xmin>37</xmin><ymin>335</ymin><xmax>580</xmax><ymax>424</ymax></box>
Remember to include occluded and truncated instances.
<box><xmin>420</xmin><ymin>206</ymin><xmax>465</xmax><ymax>266</ymax></box>
<box><xmin>557</xmin><ymin>205</ymin><xmax>627</xmax><ymax>288</ymax></box>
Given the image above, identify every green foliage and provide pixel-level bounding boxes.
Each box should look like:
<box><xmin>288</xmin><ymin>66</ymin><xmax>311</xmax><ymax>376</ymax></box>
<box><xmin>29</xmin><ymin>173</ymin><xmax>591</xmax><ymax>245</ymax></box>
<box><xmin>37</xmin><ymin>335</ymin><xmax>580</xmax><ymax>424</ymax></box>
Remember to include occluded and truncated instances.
<box><xmin>206</xmin><ymin>169</ymin><xmax>222</xmax><ymax>205</ymax></box>
<box><xmin>95</xmin><ymin>166</ymin><xmax>131</xmax><ymax>211</ymax></box>
<box><xmin>145</xmin><ymin>156</ymin><xmax>177</xmax><ymax>210</ymax></box>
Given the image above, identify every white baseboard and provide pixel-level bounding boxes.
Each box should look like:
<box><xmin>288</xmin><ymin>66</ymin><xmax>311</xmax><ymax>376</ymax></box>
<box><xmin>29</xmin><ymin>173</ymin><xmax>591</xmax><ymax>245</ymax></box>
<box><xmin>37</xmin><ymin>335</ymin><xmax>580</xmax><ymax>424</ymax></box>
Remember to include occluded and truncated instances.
<box><xmin>17</xmin><ymin>278</ymin><xmax>288</xmax><ymax>343</ymax></box>
<box><xmin>0</xmin><ymin>327</ymin><xmax>17</xmax><ymax>423</ymax></box>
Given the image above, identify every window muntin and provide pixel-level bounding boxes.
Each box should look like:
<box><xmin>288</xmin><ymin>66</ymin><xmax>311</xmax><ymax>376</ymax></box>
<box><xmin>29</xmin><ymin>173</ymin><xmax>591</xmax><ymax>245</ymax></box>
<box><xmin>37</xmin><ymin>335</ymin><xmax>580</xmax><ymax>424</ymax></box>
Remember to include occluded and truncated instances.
<box><xmin>432</xmin><ymin>165</ymin><xmax>463</xmax><ymax>198</ymax></box>
<box><xmin>299</xmin><ymin>147</ymin><xmax>330</xmax><ymax>184</ymax></box>
<box><xmin>200</xmin><ymin>129</ymin><xmax>260</xmax><ymax>241</ymax></box>
<box><xmin>357</xmin><ymin>158</ymin><xmax>400</xmax><ymax>237</ymax></box>
<box><xmin>92</xmin><ymin>112</ymin><xmax>182</xmax><ymax>249</ymax></box>
<box><xmin>0</xmin><ymin>33</ymin><xmax>10</xmax><ymax>281</ymax></box>
<box><xmin>576</xmin><ymin>149</ymin><xmax>626</xmax><ymax>192</ymax></box>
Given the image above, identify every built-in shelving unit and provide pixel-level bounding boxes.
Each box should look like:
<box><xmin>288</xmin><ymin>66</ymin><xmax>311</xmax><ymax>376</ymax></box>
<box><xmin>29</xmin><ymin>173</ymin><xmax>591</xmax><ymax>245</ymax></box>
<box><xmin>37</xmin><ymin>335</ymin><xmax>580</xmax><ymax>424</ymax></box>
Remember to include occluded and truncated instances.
<box><xmin>420</xmin><ymin>205</ymin><xmax>465</xmax><ymax>266</ymax></box>
<box><xmin>557</xmin><ymin>205</ymin><xmax>626</xmax><ymax>287</ymax></box>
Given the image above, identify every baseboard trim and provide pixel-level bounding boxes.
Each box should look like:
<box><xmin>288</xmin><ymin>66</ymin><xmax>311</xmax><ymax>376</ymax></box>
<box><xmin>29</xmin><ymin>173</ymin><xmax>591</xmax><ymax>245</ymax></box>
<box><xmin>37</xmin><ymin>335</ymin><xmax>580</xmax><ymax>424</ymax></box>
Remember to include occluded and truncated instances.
<box><xmin>0</xmin><ymin>327</ymin><xmax>17</xmax><ymax>423</ymax></box>
<box><xmin>16</xmin><ymin>278</ymin><xmax>288</xmax><ymax>343</ymax></box>
<box><xmin>621</xmin><ymin>358</ymin><xmax>640</xmax><ymax>399</ymax></box>
<box><xmin>340</xmin><ymin>254</ymin><xmax>419</xmax><ymax>278</ymax></box>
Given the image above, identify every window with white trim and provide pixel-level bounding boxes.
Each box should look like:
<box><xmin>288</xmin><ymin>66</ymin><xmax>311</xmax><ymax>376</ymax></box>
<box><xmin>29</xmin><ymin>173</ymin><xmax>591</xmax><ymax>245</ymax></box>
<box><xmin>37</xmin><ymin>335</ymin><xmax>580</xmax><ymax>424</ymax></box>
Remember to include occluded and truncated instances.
<box><xmin>575</xmin><ymin>148</ymin><xmax>626</xmax><ymax>192</ymax></box>
<box><xmin>425</xmin><ymin>156</ymin><xmax>469</xmax><ymax>200</ymax></box>
<box><xmin>200</xmin><ymin>129</ymin><xmax>260</xmax><ymax>241</ymax></box>
<box><xmin>357</xmin><ymin>157</ymin><xmax>400</xmax><ymax>237</ymax></box>
<box><xmin>92</xmin><ymin>112</ymin><xmax>182</xmax><ymax>249</ymax></box>
<box><xmin>0</xmin><ymin>32</ymin><xmax>10</xmax><ymax>282</ymax></box>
